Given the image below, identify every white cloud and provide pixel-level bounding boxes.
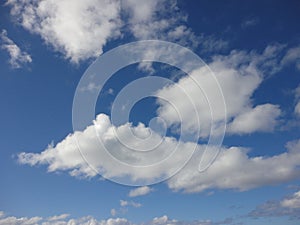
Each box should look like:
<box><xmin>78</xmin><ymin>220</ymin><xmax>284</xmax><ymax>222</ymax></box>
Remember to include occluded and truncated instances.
<box><xmin>249</xmin><ymin>190</ymin><xmax>300</xmax><ymax>219</ymax></box>
<box><xmin>128</xmin><ymin>186</ymin><xmax>153</xmax><ymax>197</ymax></box>
<box><xmin>47</xmin><ymin>214</ymin><xmax>70</xmax><ymax>221</ymax></box>
<box><xmin>17</xmin><ymin>112</ymin><xmax>300</xmax><ymax>193</ymax></box>
<box><xmin>0</xmin><ymin>29</ymin><xmax>32</xmax><ymax>68</ymax></box>
<box><xmin>294</xmin><ymin>85</ymin><xmax>300</xmax><ymax>117</ymax></box>
<box><xmin>120</xmin><ymin>200</ymin><xmax>128</xmax><ymax>207</ymax></box>
<box><xmin>0</xmin><ymin>215</ymin><xmax>42</xmax><ymax>225</ymax></box>
<box><xmin>120</xmin><ymin>200</ymin><xmax>141</xmax><ymax>208</ymax></box>
<box><xmin>281</xmin><ymin>191</ymin><xmax>300</xmax><ymax>209</ymax></box>
<box><xmin>6</xmin><ymin>0</ymin><xmax>228</xmax><ymax>64</ymax></box>
<box><xmin>6</xmin><ymin>0</ymin><xmax>122</xmax><ymax>63</ymax></box>
<box><xmin>227</xmin><ymin>104</ymin><xmax>281</xmax><ymax>134</ymax></box>
<box><xmin>281</xmin><ymin>46</ymin><xmax>300</xmax><ymax>70</ymax></box>
<box><xmin>110</xmin><ymin>208</ymin><xmax>117</xmax><ymax>217</ymax></box>
<box><xmin>156</xmin><ymin>47</ymin><xmax>283</xmax><ymax>137</ymax></box>
<box><xmin>0</xmin><ymin>211</ymin><xmax>233</xmax><ymax>225</ymax></box>
<box><xmin>295</xmin><ymin>101</ymin><xmax>300</xmax><ymax>117</ymax></box>
<box><xmin>167</xmin><ymin>139</ymin><xmax>300</xmax><ymax>193</ymax></box>
<box><xmin>241</xmin><ymin>17</ymin><xmax>259</xmax><ymax>28</ymax></box>
<box><xmin>123</xmin><ymin>0</ymin><xmax>226</xmax><ymax>54</ymax></box>
<box><xmin>17</xmin><ymin>113</ymin><xmax>197</xmax><ymax>184</ymax></box>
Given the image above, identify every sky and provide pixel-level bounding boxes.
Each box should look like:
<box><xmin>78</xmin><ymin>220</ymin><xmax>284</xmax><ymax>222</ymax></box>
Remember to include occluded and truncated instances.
<box><xmin>1</xmin><ymin>0</ymin><xmax>300</xmax><ymax>224</ymax></box>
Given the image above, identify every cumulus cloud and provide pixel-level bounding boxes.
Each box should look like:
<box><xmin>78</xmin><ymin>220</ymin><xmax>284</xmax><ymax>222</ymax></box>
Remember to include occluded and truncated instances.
<box><xmin>6</xmin><ymin>0</ymin><xmax>122</xmax><ymax>63</ymax></box>
<box><xmin>17</xmin><ymin>112</ymin><xmax>300</xmax><ymax>193</ymax></box>
<box><xmin>156</xmin><ymin>47</ymin><xmax>283</xmax><ymax>137</ymax></box>
<box><xmin>6</xmin><ymin>0</ymin><xmax>227</xmax><ymax>63</ymax></box>
<box><xmin>167</xmin><ymin>139</ymin><xmax>300</xmax><ymax>193</ymax></box>
<box><xmin>128</xmin><ymin>186</ymin><xmax>153</xmax><ymax>197</ymax></box>
<box><xmin>0</xmin><ymin>29</ymin><xmax>32</xmax><ymax>68</ymax></box>
<box><xmin>17</xmin><ymin>113</ymin><xmax>197</xmax><ymax>184</ymax></box>
<box><xmin>0</xmin><ymin>213</ymin><xmax>42</xmax><ymax>225</ymax></box>
<box><xmin>249</xmin><ymin>190</ymin><xmax>300</xmax><ymax>219</ymax></box>
<box><xmin>227</xmin><ymin>104</ymin><xmax>281</xmax><ymax>134</ymax></box>
<box><xmin>0</xmin><ymin>211</ymin><xmax>234</xmax><ymax>225</ymax></box>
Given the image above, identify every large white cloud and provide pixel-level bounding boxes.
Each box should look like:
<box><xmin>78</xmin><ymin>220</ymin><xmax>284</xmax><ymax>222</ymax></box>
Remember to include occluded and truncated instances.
<box><xmin>0</xmin><ymin>29</ymin><xmax>32</xmax><ymax>68</ymax></box>
<box><xmin>18</xmin><ymin>112</ymin><xmax>300</xmax><ymax>193</ymax></box>
<box><xmin>6</xmin><ymin>0</ymin><xmax>227</xmax><ymax>63</ymax></box>
<box><xmin>156</xmin><ymin>47</ymin><xmax>282</xmax><ymax>137</ymax></box>
<box><xmin>167</xmin><ymin>139</ymin><xmax>300</xmax><ymax>193</ymax></box>
<box><xmin>18</xmin><ymin>113</ymin><xmax>198</xmax><ymax>184</ymax></box>
<box><xmin>6</xmin><ymin>0</ymin><xmax>122</xmax><ymax>63</ymax></box>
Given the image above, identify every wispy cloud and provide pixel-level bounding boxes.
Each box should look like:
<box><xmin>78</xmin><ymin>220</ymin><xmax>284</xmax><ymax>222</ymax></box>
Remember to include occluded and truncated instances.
<box><xmin>249</xmin><ymin>190</ymin><xmax>300</xmax><ymax>219</ymax></box>
<box><xmin>241</xmin><ymin>17</ymin><xmax>259</xmax><ymax>29</ymax></box>
<box><xmin>120</xmin><ymin>199</ymin><xmax>142</xmax><ymax>208</ymax></box>
<box><xmin>0</xmin><ymin>29</ymin><xmax>32</xmax><ymax>68</ymax></box>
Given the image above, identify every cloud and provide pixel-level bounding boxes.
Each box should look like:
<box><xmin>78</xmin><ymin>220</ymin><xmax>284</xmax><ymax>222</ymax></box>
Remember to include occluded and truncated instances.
<box><xmin>123</xmin><ymin>0</ymin><xmax>198</xmax><ymax>48</ymax></box>
<box><xmin>6</xmin><ymin>0</ymin><xmax>122</xmax><ymax>63</ymax></box>
<box><xmin>0</xmin><ymin>214</ymin><xmax>42</xmax><ymax>225</ymax></box>
<box><xmin>249</xmin><ymin>190</ymin><xmax>300</xmax><ymax>219</ymax></box>
<box><xmin>227</xmin><ymin>104</ymin><xmax>281</xmax><ymax>134</ymax></box>
<box><xmin>156</xmin><ymin>46</ymin><xmax>283</xmax><ymax>137</ymax></box>
<box><xmin>17</xmin><ymin>112</ymin><xmax>300</xmax><ymax>193</ymax></box>
<box><xmin>128</xmin><ymin>186</ymin><xmax>153</xmax><ymax>197</ymax></box>
<box><xmin>0</xmin><ymin>211</ymin><xmax>235</xmax><ymax>225</ymax></box>
<box><xmin>111</xmin><ymin>208</ymin><xmax>117</xmax><ymax>217</ymax></box>
<box><xmin>295</xmin><ymin>102</ymin><xmax>300</xmax><ymax>117</ymax></box>
<box><xmin>241</xmin><ymin>17</ymin><xmax>259</xmax><ymax>29</ymax></box>
<box><xmin>294</xmin><ymin>85</ymin><xmax>300</xmax><ymax>117</ymax></box>
<box><xmin>281</xmin><ymin>46</ymin><xmax>300</xmax><ymax>70</ymax></box>
<box><xmin>47</xmin><ymin>214</ymin><xmax>70</xmax><ymax>221</ymax></box>
<box><xmin>120</xmin><ymin>200</ymin><xmax>142</xmax><ymax>208</ymax></box>
<box><xmin>0</xmin><ymin>29</ymin><xmax>32</xmax><ymax>68</ymax></box>
<box><xmin>6</xmin><ymin>0</ymin><xmax>227</xmax><ymax>64</ymax></box>
<box><xmin>167</xmin><ymin>139</ymin><xmax>300</xmax><ymax>193</ymax></box>
<box><xmin>17</xmin><ymin>113</ymin><xmax>198</xmax><ymax>184</ymax></box>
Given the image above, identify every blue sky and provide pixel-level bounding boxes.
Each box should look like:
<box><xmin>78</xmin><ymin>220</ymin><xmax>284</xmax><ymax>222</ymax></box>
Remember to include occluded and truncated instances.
<box><xmin>1</xmin><ymin>0</ymin><xmax>300</xmax><ymax>224</ymax></box>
